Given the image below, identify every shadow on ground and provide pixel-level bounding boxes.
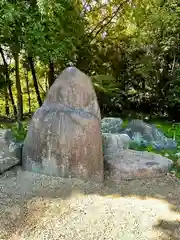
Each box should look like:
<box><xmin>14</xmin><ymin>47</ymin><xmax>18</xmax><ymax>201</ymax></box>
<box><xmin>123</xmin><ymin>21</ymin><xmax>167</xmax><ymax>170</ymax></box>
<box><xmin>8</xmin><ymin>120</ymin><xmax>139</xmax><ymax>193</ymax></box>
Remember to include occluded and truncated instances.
<box><xmin>0</xmin><ymin>167</ymin><xmax>179</xmax><ymax>240</ymax></box>
<box><xmin>154</xmin><ymin>220</ymin><xmax>180</xmax><ymax>240</ymax></box>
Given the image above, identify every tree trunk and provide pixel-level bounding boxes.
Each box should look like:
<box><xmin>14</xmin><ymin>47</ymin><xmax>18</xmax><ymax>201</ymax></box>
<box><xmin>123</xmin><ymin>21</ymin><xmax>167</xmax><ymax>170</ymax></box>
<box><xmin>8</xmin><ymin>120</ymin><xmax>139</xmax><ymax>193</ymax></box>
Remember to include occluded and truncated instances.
<box><xmin>0</xmin><ymin>47</ymin><xmax>17</xmax><ymax>116</ymax></box>
<box><xmin>24</xmin><ymin>68</ymin><xmax>31</xmax><ymax>115</ymax></box>
<box><xmin>14</xmin><ymin>51</ymin><xmax>23</xmax><ymax>130</ymax></box>
<box><xmin>7</xmin><ymin>81</ymin><xmax>17</xmax><ymax>117</ymax></box>
<box><xmin>28</xmin><ymin>56</ymin><xmax>42</xmax><ymax>107</ymax></box>
<box><xmin>48</xmin><ymin>60</ymin><xmax>55</xmax><ymax>87</ymax></box>
<box><xmin>4</xmin><ymin>87</ymin><xmax>10</xmax><ymax>115</ymax></box>
<box><xmin>45</xmin><ymin>72</ymin><xmax>48</xmax><ymax>91</ymax></box>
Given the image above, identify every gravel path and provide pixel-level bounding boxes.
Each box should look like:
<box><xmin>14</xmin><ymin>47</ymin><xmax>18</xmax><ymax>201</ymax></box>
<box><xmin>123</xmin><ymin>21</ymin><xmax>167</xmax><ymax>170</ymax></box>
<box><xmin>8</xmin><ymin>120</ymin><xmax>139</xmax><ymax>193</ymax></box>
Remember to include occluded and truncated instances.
<box><xmin>0</xmin><ymin>167</ymin><xmax>179</xmax><ymax>240</ymax></box>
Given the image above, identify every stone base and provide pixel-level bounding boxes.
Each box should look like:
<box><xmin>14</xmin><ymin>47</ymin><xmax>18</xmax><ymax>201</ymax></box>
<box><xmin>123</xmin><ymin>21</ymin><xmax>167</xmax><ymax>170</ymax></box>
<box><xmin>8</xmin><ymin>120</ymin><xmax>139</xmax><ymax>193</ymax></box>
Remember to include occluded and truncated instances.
<box><xmin>104</xmin><ymin>150</ymin><xmax>173</xmax><ymax>181</ymax></box>
<box><xmin>22</xmin><ymin>156</ymin><xmax>104</xmax><ymax>183</ymax></box>
<box><xmin>0</xmin><ymin>156</ymin><xmax>20</xmax><ymax>174</ymax></box>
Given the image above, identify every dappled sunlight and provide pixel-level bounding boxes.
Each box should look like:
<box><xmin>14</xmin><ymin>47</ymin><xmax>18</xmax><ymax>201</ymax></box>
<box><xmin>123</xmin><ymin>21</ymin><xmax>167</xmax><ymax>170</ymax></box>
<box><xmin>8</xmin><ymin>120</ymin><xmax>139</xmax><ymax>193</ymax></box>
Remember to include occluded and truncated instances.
<box><xmin>0</xmin><ymin>1</ymin><xmax>180</xmax><ymax>240</ymax></box>
<box><xmin>0</xmin><ymin>169</ymin><xmax>179</xmax><ymax>239</ymax></box>
<box><xmin>9</xmin><ymin>192</ymin><xmax>180</xmax><ymax>240</ymax></box>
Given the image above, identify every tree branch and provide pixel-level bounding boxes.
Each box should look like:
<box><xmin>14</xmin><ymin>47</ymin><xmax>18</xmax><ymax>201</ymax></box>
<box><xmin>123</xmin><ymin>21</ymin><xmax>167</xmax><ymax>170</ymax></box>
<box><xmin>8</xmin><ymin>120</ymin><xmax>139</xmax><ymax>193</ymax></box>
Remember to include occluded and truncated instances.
<box><xmin>89</xmin><ymin>0</ymin><xmax>128</xmax><ymax>43</ymax></box>
<box><xmin>81</xmin><ymin>1</ymin><xmax>107</xmax><ymax>18</ymax></box>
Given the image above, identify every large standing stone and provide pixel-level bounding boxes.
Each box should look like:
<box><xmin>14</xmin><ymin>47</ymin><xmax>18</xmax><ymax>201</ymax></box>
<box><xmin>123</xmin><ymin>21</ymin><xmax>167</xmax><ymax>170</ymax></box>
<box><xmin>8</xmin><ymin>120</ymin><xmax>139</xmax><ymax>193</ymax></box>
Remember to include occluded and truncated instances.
<box><xmin>22</xmin><ymin>67</ymin><xmax>103</xmax><ymax>182</ymax></box>
<box><xmin>0</xmin><ymin>129</ymin><xmax>21</xmax><ymax>173</ymax></box>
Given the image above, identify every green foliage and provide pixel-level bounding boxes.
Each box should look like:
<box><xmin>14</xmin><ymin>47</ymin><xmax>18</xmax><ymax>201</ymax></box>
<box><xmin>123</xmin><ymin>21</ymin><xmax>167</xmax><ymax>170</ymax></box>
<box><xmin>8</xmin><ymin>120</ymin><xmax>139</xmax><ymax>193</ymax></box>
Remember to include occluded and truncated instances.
<box><xmin>0</xmin><ymin>0</ymin><xmax>179</xmax><ymax>120</ymax></box>
<box><xmin>0</xmin><ymin>121</ymin><xmax>28</xmax><ymax>141</ymax></box>
<box><xmin>129</xmin><ymin>141</ymin><xmax>147</xmax><ymax>151</ymax></box>
<box><xmin>23</xmin><ymin>0</ymin><xmax>85</xmax><ymax>64</ymax></box>
<box><xmin>77</xmin><ymin>0</ymin><xmax>180</xmax><ymax>119</ymax></box>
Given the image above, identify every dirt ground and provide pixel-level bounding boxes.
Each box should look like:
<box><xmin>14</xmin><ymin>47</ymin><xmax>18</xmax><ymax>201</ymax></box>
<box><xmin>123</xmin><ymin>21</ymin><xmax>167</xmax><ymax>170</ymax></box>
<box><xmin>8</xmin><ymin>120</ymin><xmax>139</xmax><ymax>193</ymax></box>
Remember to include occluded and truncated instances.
<box><xmin>0</xmin><ymin>166</ymin><xmax>179</xmax><ymax>240</ymax></box>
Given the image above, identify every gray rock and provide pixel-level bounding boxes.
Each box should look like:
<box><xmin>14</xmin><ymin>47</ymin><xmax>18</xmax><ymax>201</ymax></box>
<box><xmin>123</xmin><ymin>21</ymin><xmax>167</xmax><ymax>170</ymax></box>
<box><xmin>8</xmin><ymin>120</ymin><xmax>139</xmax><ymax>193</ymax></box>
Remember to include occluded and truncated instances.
<box><xmin>23</xmin><ymin>67</ymin><xmax>103</xmax><ymax>182</ymax></box>
<box><xmin>0</xmin><ymin>129</ymin><xmax>20</xmax><ymax>173</ymax></box>
<box><xmin>0</xmin><ymin>156</ymin><xmax>20</xmax><ymax>173</ymax></box>
<box><xmin>103</xmin><ymin>133</ymin><xmax>130</xmax><ymax>157</ymax></box>
<box><xmin>105</xmin><ymin>149</ymin><xmax>173</xmax><ymax>181</ymax></box>
<box><xmin>120</xmin><ymin>119</ymin><xmax>177</xmax><ymax>150</ymax></box>
<box><xmin>9</xmin><ymin>141</ymin><xmax>23</xmax><ymax>162</ymax></box>
<box><xmin>101</xmin><ymin>117</ymin><xmax>123</xmax><ymax>133</ymax></box>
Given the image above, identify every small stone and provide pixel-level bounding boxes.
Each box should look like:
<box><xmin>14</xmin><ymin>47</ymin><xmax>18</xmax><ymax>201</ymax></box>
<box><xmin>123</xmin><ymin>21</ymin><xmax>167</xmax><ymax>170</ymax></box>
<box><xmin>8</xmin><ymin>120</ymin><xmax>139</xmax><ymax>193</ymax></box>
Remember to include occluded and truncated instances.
<box><xmin>102</xmin><ymin>133</ymin><xmax>130</xmax><ymax>155</ymax></box>
<box><xmin>101</xmin><ymin>117</ymin><xmax>123</xmax><ymax>133</ymax></box>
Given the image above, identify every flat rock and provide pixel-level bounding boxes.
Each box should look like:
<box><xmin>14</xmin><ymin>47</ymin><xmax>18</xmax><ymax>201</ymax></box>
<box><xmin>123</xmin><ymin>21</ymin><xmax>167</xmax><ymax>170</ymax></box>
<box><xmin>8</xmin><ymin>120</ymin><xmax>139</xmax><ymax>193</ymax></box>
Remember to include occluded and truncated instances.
<box><xmin>0</xmin><ymin>156</ymin><xmax>20</xmax><ymax>173</ymax></box>
<box><xmin>105</xmin><ymin>150</ymin><xmax>173</xmax><ymax>181</ymax></box>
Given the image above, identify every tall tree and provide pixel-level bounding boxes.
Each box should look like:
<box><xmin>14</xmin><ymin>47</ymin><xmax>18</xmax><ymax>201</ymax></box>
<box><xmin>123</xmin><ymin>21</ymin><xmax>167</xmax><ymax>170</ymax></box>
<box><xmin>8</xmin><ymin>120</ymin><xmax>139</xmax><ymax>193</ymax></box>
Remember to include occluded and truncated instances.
<box><xmin>0</xmin><ymin>47</ymin><xmax>17</xmax><ymax>116</ymax></box>
<box><xmin>23</xmin><ymin>60</ymin><xmax>31</xmax><ymax>115</ymax></box>
<box><xmin>14</xmin><ymin>51</ymin><xmax>23</xmax><ymax>128</ymax></box>
<box><xmin>0</xmin><ymin>0</ymin><xmax>25</xmax><ymax>127</ymax></box>
<box><xmin>28</xmin><ymin>56</ymin><xmax>42</xmax><ymax>106</ymax></box>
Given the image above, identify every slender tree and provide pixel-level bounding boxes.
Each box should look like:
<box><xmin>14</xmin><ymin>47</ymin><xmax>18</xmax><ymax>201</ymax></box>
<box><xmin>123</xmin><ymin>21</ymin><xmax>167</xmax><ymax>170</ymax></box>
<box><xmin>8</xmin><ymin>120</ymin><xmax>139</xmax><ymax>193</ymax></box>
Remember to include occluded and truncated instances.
<box><xmin>13</xmin><ymin>50</ymin><xmax>23</xmax><ymax>129</ymax></box>
<box><xmin>0</xmin><ymin>47</ymin><xmax>17</xmax><ymax>116</ymax></box>
<box><xmin>28</xmin><ymin>56</ymin><xmax>42</xmax><ymax>107</ymax></box>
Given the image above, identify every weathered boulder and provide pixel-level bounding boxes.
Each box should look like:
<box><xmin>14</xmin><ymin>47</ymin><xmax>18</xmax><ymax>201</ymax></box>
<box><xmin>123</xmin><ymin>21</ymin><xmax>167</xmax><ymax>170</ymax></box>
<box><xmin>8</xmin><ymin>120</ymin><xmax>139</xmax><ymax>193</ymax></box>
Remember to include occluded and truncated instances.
<box><xmin>0</xmin><ymin>129</ymin><xmax>21</xmax><ymax>173</ymax></box>
<box><xmin>101</xmin><ymin>117</ymin><xmax>123</xmax><ymax>133</ymax></box>
<box><xmin>105</xmin><ymin>149</ymin><xmax>173</xmax><ymax>181</ymax></box>
<box><xmin>120</xmin><ymin>119</ymin><xmax>177</xmax><ymax>150</ymax></box>
<box><xmin>22</xmin><ymin>67</ymin><xmax>103</xmax><ymax>182</ymax></box>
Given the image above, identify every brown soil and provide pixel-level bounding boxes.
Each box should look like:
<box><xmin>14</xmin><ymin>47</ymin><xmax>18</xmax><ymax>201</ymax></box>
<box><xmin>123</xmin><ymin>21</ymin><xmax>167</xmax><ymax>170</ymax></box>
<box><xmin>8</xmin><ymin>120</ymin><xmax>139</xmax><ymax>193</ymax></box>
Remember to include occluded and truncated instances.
<box><xmin>0</xmin><ymin>167</ymin><xmax>179</xmax><ymax>240</ymax></box>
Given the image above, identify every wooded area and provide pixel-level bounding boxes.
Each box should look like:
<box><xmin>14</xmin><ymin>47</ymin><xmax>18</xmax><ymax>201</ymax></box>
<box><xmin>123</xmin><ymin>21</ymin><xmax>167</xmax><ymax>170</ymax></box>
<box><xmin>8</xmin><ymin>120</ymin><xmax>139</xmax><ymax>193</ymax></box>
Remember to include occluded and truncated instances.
<box><xmin>0</xmin><ymin>0</ymin><xmax>179</xmax><ymax>126</ymax></box>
